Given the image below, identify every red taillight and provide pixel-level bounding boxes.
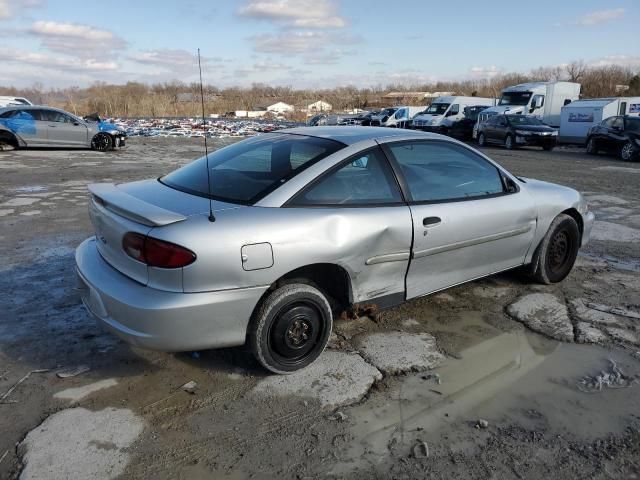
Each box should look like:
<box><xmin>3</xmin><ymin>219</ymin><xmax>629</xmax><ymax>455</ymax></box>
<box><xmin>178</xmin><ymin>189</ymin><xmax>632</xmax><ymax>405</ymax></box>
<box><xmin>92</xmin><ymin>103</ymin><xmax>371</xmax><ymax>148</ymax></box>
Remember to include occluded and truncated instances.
<box><xmin>122</xmin><ymin>232</ymin><xmax>196</xmax><ymax>268</ymax></box>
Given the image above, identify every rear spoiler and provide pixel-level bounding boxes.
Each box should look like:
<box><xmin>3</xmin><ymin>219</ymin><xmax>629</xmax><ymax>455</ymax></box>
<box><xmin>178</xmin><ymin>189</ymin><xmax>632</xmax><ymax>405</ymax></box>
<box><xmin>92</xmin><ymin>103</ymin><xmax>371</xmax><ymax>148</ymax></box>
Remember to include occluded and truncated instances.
<box><xmin>88</xmin><ymin>183</ymin><xmax>186</xmax><ymax>227</ymax></box>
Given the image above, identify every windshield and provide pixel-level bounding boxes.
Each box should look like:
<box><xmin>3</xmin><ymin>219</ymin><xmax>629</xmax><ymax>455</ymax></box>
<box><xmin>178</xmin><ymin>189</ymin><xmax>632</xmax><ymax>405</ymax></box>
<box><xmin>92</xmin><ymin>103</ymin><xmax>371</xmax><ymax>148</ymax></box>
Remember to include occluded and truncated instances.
<box><xmin>499</xmin><ymin>92</ymin><xmax>532</xmax><ymax>106</ymax></box>
<box><xmin>423</xmin><ymin>103</ymin><xmax>450</xmax><ymax>115</ymax></box>
<box><xmin>161</xmin><ymin>133</ymin><xmax>345</xmax><ymax>204</ymax></box>
<box><xmin>380</xmin><ymin>108</ymin><xmax>397</xmax><ymax>116</ymax></box>
<box><xmin>506</xmin><ymin>115</ymin><xmax>544</xmax><ymax>126</ymax></box>
<box><xmin>626</xmin><ymin>117</ymin><xmax>640</xmax><ymax>133</ymax></box>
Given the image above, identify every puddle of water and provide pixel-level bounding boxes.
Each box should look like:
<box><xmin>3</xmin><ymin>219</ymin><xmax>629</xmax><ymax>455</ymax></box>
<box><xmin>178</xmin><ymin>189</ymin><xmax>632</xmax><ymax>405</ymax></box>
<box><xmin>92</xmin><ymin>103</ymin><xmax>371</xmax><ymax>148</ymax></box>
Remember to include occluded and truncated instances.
<box><xmin>334</xmin><ymin>329</ymin><xmax>640</xmax><ymax>475</ymax></box>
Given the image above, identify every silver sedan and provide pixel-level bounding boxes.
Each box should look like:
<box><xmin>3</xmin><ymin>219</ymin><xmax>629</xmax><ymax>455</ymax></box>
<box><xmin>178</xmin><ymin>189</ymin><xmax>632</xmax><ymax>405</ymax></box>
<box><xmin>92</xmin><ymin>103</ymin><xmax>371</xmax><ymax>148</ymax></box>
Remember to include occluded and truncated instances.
<box><xmin>0</xmin><ymin>105</ymin><xmax>125</xmax><ymax>151</ymax></box>
<box><xmin>75</xmin><ymin>127</ymin><xmax>594</xmax><ymax>373</ymax></box>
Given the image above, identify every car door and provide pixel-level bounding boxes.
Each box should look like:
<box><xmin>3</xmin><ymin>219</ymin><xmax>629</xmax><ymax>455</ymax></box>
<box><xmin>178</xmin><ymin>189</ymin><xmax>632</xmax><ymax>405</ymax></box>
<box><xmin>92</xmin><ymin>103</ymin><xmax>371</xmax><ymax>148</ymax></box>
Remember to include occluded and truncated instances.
<box><xmin>483</xmin><ymin>116</ymin><xmax>500</xmax><ymax>142</ymax></box>
<box><xmin>41</xmin><ymin>109</ymin><xmax>88</xmax><ymax>146</ymax></box>
<box><xmin>286</xmin><ymin>146</ymin><xmax>413</xmax><ymax>305</ymax></box>
<box><xmin>383</xmin><ymin>140</ymin><xmax>537</xmax><ymax>298</ymax></box>
<box><xmin>608</xmin><ymin>116</ymin><xmax>626</xmax><ymax>152</ymax></box>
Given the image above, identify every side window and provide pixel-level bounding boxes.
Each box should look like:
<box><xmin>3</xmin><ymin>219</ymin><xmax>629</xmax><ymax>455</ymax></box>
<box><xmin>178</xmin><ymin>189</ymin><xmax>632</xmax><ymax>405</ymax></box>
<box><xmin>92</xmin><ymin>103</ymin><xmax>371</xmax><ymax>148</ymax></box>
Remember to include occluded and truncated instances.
<box><xmin>497</xmin><ymin>116</ymin><xmax>507</xmax><ymax>126</ymax></box>
<box><xmin>0</xmin><ymin>110</ymin><xmax>16</xmax><ymax>118</ymax></box>
<box><xmin>388</xmin><ymin>141</ymin><xmax>505</xmax><ymax>202</ymax></box>
<box><xmin>290</xmin><ymin>148</ymin><xmax>402</xmax><ymax>206</ymax></box>
<box><xmin>449</xmin><ymin>104</ymin><xmax>460</xmax><ymax>115</ymax></box>
<box><xmin>395</xmin><ymin>108</ymin><xmax>406</xmax><ymax>119</ymax></box>
<box><xmin>563</xmin><ymin>99</ymin><xmax>572</xmax><ymax>106</ymax></box>
<box><xmin>41</xmin><ymin>110</ymin><xmax>74</xmax><ymax>123</ymax></box>
<box><xmin>611</xmin><ymin>117</ymin><xmax>624</xmax><ymax>129</ymax></box>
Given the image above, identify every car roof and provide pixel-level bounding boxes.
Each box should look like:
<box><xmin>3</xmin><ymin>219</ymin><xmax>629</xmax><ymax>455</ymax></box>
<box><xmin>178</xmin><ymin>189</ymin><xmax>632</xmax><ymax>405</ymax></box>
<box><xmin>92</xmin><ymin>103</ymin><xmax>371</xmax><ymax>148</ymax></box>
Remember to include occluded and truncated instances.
<box><xmin>282</xmin><ymin>126</ymin><xmax>440</xmax><ymax>145</ymax></box>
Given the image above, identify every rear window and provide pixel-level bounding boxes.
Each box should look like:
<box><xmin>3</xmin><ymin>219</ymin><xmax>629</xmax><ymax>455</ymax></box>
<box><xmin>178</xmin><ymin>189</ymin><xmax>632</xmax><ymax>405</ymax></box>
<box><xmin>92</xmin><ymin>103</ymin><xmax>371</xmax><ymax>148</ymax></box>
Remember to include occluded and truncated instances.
<box><xmin>160</xmin><ymin>133</ymin><xmax>345</xmax><ymax>204</ymax></box>
<box><xmin>626</xmin><ymin>118</ymin><xmax>640</xmax><ymax>133</ymax></box>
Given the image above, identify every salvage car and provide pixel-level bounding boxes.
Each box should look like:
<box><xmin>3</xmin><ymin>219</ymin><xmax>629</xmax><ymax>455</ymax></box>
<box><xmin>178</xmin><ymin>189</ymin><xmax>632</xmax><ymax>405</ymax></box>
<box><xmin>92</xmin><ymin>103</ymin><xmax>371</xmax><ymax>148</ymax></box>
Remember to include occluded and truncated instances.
<box><xmin>586</xmin><ymin>115</ymin><xmax>640</xmax><ymax>162</ymax></box>
<box><xmin>0</xmin><ymin>105</ymin><xmax>126</xmax><ymax>151</ymax></box>
<box><xmin>75</xmin><ymin>127</ymin><xmax>594</xmax><ymax>374</ymax></box>
<box><xmin>477</xmin><ymin>114</ymin><xmax>558</xmax><ymax>151</ymax></box>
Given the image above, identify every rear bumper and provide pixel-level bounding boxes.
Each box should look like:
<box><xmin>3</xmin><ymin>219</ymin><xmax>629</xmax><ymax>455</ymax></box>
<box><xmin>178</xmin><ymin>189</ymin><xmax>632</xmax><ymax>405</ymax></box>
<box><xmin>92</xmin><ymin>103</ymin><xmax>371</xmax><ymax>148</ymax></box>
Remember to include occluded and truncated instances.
<box><xmin>75</xmin><ymin>237</ymin><xmax>269</xmax><ymax>352</ymax></box>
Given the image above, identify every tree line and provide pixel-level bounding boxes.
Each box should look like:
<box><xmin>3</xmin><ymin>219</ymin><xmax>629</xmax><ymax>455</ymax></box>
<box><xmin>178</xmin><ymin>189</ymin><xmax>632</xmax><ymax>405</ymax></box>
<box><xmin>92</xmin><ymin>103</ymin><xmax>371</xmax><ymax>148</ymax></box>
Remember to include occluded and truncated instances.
<box><xmin>1</xmin><ymin>61</ymin><xmax>638</xmax><ymax>119</ymax></box>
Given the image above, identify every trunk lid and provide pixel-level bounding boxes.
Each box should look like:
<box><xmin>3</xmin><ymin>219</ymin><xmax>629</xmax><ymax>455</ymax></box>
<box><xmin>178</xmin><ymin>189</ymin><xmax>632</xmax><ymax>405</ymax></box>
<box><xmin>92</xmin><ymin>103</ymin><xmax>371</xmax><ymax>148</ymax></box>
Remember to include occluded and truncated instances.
<box><xmin>88</xmin><ymin>180</ymin><xmax>240</xmax><ymax>286</ymax></box>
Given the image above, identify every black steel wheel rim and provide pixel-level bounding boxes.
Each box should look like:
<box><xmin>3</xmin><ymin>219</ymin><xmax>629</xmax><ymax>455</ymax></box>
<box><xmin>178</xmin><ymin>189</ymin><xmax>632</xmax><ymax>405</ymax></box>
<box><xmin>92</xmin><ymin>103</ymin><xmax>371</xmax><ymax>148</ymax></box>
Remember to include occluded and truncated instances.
<box><xmin>269</xmin><ymin>301</ymin><xmax>324</xmax><ymax>365</ymax></box>
<box><xmin>547</xmin><ymin>229</ymin><xmax>572</xmax><ymax>274</ymax></box>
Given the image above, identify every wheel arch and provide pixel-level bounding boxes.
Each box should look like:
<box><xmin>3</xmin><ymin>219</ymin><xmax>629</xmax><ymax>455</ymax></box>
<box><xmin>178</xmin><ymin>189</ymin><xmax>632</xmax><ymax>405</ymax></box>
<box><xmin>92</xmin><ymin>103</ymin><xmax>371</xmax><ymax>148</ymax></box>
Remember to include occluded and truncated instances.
<box><xmin>251</xmin><ymin>262</ymin><xmax>353</xmax><ymax>320</ymax></box>
<box><xmin>561</xmin><ymin>208</ymin><xmax>584</xmax><ymax>239</ymax></box>
<box><xmin>0</xmin><ymin>129</ymin><xmax>21</xmax><ymax>148</ymax></box>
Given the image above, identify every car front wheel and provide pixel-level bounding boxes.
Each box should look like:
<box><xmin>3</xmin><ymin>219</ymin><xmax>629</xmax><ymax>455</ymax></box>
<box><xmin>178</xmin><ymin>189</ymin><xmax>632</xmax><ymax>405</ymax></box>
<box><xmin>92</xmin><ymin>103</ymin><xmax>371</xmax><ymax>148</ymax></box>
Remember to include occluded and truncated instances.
<box><xmin>477</xmin><ymin>133</ymin><xmax>486</xmax><ymax>147</ymax></box>
<box><xmin>528</xmin><ymin>214</ymin><xmax>580</xmax><ymax>284</ymax></box>
<box><xmin>91</xmin><ymin>133</ymin><xmax>113</xmax><ymax>152</ymax></box>
<box><xmin>249</xmin><ymin>283</ymin><xmax>332</xmax><ymax>374</ymax></box>
<box><xmin>621</xmin><ymin>142</ymin><xmax>638</xmax><ymax>162</ymax></box>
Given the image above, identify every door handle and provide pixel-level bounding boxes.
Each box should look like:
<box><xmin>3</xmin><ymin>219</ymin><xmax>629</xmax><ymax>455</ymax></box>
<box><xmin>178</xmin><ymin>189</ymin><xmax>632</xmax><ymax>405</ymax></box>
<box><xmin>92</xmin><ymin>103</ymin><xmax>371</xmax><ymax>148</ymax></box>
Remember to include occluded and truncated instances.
<box><xmin>423</xmin><ymin>216</ymin><xmax>441</xmax><ymax>227</ymax></box>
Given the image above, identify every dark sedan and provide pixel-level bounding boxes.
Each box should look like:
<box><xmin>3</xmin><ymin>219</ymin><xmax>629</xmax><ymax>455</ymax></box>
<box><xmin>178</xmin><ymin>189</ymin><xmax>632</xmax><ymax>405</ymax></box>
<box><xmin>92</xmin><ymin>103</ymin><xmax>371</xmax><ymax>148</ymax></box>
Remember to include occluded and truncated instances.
<box><xmin>477</xmin><ymin>114</ymin><xmax>558</xmax><ymax>151</ymax></box>
<box><xmin>586</xmin><ymin>115</ymin><xmax>640</xmax><ymax>162</ymax></box>
<box><xmin>449</xmin><ymin>105</ymin><xmax>491</xmax><ymax>140</ymax></box>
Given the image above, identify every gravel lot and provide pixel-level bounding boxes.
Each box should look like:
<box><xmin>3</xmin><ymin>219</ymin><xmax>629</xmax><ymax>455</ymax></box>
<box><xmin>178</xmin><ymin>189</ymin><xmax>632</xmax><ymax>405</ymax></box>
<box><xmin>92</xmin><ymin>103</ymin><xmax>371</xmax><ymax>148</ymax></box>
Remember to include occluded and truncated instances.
<box><xmin>1</xmin><ymin>136</ymin><xmax>639</xmax><ymax>479</ymax></box>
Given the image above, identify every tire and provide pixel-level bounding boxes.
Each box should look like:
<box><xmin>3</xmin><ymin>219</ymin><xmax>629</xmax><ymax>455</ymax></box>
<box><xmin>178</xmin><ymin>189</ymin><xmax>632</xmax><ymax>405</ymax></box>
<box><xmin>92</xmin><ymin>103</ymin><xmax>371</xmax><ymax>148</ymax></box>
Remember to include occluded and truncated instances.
<box><xmin>528</xmin><ymin>214</ymin><xmax>580</xmax><ymax>284</ymax></box>
<box><xmin>0</xmin><ymin>133</ymin><xmax>18</xmax><ymax>151</ymax></box>
<box><xmin>585</xmin><ymin>137</ymin><xmax>598</xmax><ymax>155</ymax></box>
<box><xmin>543</xmin><ymin>145</ymin><xmax>554</xmax><ymax>151</ymax></box>
<box><xmin>477</xmin><ymin>132</ymin><xmax>486</xmax><ymax>147</ymax></box>
<box><xmin>248</xmin><ymin>283</ymin><xmax>333</xmax><ymax>374</ymax></box>
<box><xmin>91</xmin><ymin>133</ymin><xmax>112</xmax><ymax>152</ymax></box>
<box><xmin>620</xmin><ymin>142</ymin><xmax>637</xmax><ymax>162</ymax></box>
<box><xmin>505</xmin><ymin>134</ymin><xmax>515</xmax><ymax>150</ymax></box>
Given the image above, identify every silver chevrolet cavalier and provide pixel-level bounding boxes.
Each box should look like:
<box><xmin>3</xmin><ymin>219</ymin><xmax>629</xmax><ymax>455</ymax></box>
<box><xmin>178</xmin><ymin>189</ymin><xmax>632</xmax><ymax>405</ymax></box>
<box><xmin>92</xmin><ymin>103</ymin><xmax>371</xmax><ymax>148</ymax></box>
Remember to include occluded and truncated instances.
<box><xmin>75</xmin><ymin>127</ymin><xmax>594</xmax><ymax>373</ymax></box>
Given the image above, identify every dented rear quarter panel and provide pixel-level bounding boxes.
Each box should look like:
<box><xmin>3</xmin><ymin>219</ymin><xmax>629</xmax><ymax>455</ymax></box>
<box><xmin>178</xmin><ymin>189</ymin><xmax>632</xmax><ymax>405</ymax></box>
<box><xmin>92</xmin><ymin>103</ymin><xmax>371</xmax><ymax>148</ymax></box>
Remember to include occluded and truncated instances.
<box><xmin>154</xmin><ymin>204</ymin><xmax>413</xmax><ymax>301</ymax></box>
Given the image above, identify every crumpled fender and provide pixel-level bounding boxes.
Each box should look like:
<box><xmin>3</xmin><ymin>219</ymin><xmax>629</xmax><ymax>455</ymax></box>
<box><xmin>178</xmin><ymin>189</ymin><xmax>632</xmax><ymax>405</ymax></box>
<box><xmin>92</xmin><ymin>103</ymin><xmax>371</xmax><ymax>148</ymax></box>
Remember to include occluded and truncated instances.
<box><xmin>98</xmin><ymin>120</ymin><xmax>124</xmax><ymax>135</ymax></box>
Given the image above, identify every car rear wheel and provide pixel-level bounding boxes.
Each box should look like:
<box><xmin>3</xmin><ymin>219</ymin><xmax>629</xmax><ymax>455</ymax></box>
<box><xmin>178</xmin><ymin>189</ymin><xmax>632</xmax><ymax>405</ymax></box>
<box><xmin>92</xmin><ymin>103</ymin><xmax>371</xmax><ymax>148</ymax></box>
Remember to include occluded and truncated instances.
<box><xmin>585</xmin><ymin>137</ymin><xmax>598</xmax><ymax>155</ymax></box>
<box><xmin>528</xmin><ymin>214</ymin><xmax>580</xmax><ymax>284</ymax></box>
<box><xmin>543</xmin><ymin>144</ymin><xmax>554</xmax><ymax>151</ymax></box>
<box><xmin>0</xmin><ymin>132</ymin><xmax>18</xmax><ymax>151</ymax></box>
<box><xmin>477</xmin><ymin>133</ymin><xmax>486</xmax><ymax>147</ymax></box>
<box><xmin>91</xmin><ymin>133</ymin><xmax>112</xmax><ymax>152</ymax></box>
<box><xmin>249</xmin><ymin>283</ymin><xmax>332</xmax><ymax>374</ymax></box>
<box><xmin>620</xmin><ymin>142</ymin><xmax>637</xmax><ymax>162</ymax></box>
<box><xmin>505</xmin><ymin>134</ymin><xmax>515</xmax><ymax>150</ymax></box>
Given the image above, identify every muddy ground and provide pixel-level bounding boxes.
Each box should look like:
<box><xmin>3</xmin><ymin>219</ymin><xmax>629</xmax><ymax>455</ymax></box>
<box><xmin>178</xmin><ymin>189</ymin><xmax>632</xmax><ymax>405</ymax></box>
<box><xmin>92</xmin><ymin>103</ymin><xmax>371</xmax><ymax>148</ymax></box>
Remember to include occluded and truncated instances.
<box><xmin>1</xmin><ymin>136</ymin><xmax>639</xmax><ymax>479</ymax></box>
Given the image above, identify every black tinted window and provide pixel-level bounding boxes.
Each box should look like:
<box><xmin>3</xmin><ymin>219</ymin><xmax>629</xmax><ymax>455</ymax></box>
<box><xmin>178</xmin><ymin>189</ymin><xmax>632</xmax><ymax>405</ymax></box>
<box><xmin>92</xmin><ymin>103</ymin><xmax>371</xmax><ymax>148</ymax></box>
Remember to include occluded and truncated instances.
<box><xmin>41</xmin><ymin>110</ymin><xmax>75</xmax><ymax>123</ymax></box>
<box><xmin>0</xmin><ymin>110</ymin><xmax>16</xmax><ymax>118</ymax></box>
<box><xmin>161</xmin><ymin>133</ymin><xmax>344</xmax><ymax>204</ymax></box>
<box><xmin>388</xmin><ymin>141</ymin><xmax>505</xmax><ymax>202</ymax></box>
<box><xmin>291</xmin><ymin>148</ymin><xmax>402</xmax><ymax>206</ymax></box>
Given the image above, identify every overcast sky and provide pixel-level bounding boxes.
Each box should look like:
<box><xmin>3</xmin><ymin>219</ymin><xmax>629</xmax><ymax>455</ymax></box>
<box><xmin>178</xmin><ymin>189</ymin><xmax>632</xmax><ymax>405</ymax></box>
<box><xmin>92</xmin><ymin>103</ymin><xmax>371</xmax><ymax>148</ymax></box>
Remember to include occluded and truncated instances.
<box><xmin>0</xmin><ymin>0</ymin><xmax>638</xmax><ymax>89</ymax></box>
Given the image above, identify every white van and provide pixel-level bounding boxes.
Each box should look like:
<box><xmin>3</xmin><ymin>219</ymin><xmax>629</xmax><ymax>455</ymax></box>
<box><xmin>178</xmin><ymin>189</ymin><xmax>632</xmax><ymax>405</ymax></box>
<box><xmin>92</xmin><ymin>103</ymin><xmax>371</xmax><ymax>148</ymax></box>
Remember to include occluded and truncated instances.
<box><xmin>371</xmin><ymin>106</ymin><xmax>425</xmax><ymax>128</ymax></box>
<box><xmin>0</xmin><ymin>96</ymin><xmax>33</xmax><ymax>107</ymax></box>
<box><xmin>412</xmin><ymin>96</ymin><xmax>496</xmax><ymax>133</ymax></box>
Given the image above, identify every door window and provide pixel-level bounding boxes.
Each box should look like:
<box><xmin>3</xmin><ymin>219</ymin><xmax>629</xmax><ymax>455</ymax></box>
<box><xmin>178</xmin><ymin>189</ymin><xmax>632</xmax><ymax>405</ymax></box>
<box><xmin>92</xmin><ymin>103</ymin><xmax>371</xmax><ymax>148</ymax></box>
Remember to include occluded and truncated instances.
<box><xmin>602</xmin><ymin>117</ymin><xmax>616</xmax><ymax>128</ymax></box>
<box><xmin>611</xmin><ymin>117</ymin><xmax>624</xmax><ymax>130</ymax></box>
<box><xmin>290</xmin><ymin>148</ymin><xmax>402</xmax><ymax>206</ymax></box>
<box><xmin>41</xmin><ymin>110</ymin><xmax>75</xmax><ymax>123</ymax></box>
<box><xmin>449</xmin><ymin>104</ymin><xmax>460</xmax><ymax>115</ymax></box>
<box><xmin>388</xmin><ymin>141</ymin><xmax>505</xmax><ymax>202</ymax></box>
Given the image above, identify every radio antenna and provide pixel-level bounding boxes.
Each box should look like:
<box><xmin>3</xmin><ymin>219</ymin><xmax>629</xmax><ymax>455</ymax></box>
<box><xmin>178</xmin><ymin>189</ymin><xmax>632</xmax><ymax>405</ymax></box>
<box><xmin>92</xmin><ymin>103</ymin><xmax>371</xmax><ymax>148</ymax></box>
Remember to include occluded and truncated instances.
<box><xmin>198</xmin><ymin>48</ymin><xmax>215</xmax><ymax>222</ymax></box>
